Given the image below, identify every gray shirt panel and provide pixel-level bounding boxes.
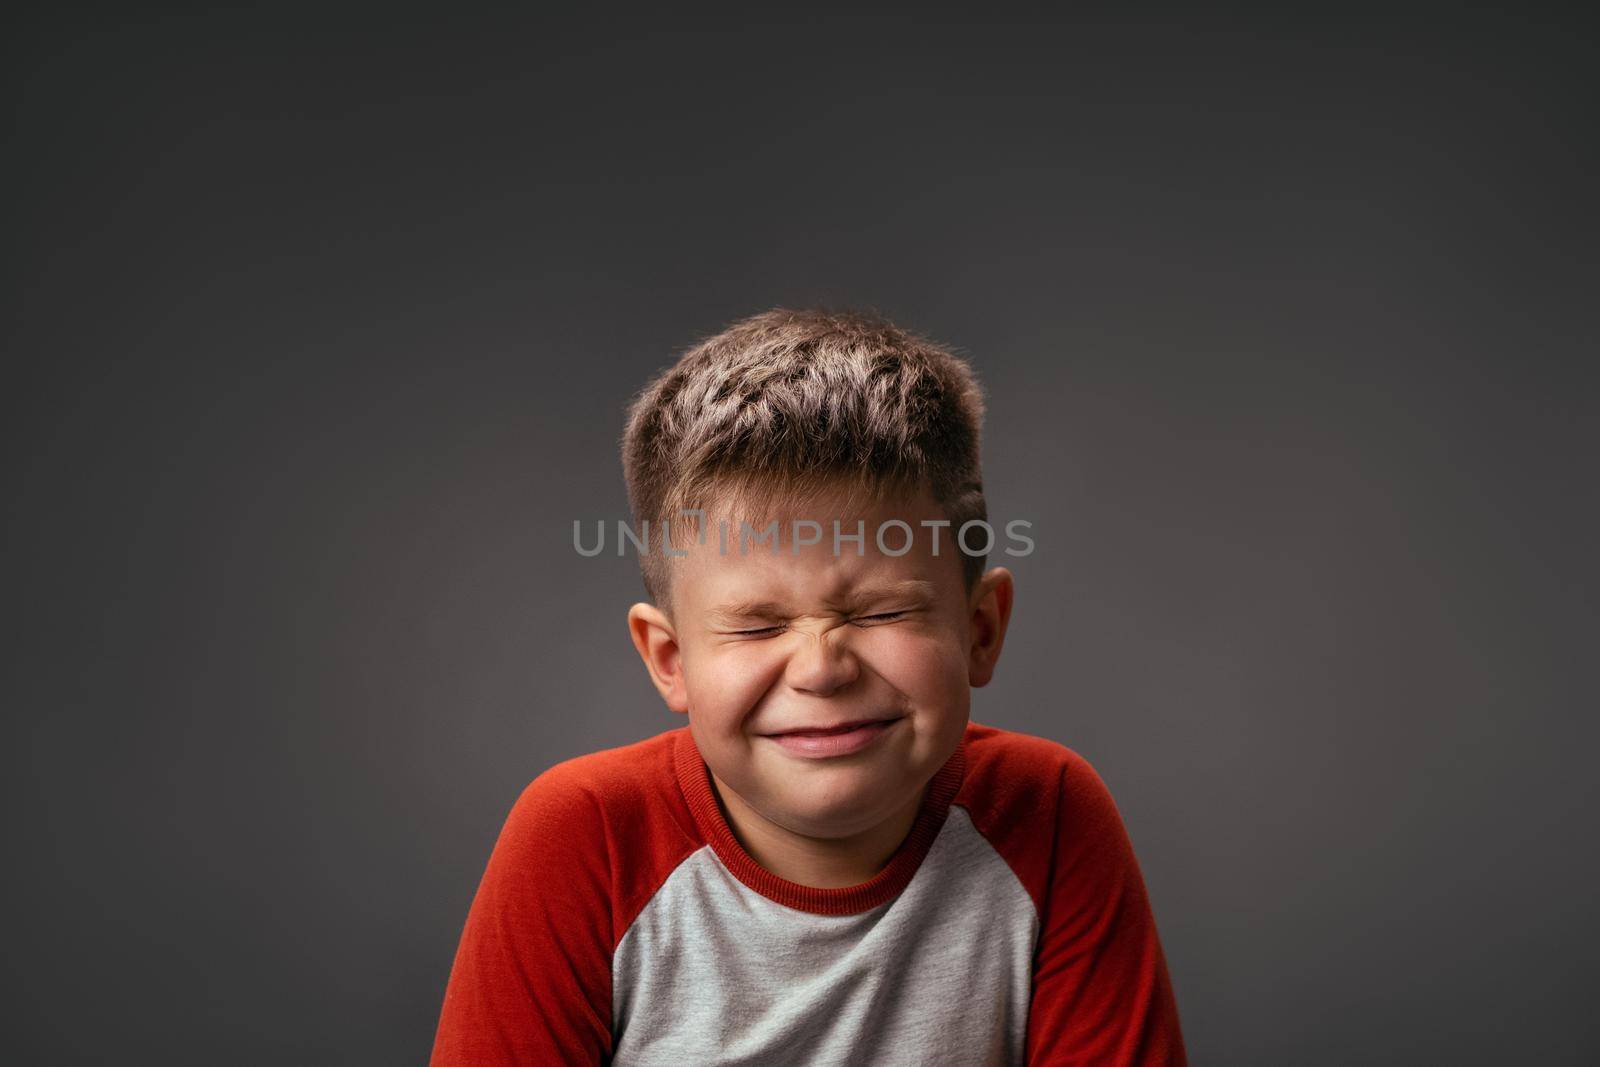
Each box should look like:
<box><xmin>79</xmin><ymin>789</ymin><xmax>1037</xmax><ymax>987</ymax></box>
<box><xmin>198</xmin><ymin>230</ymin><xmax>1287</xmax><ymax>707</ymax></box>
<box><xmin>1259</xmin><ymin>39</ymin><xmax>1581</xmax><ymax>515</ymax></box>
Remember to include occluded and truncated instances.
<box><xmin>611</xmin><ymin>804</ymin><xmax>1038</xmax><ymax>1067</ymax></box>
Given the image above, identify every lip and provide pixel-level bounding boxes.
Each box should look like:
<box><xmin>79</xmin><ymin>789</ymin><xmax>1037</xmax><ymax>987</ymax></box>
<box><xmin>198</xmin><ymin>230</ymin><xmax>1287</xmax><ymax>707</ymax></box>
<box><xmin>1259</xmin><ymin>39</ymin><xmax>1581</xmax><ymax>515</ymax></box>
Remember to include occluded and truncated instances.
<box><xmin>763</xmin><ymin>717</ymin><xmax>903</xmax><ymax>759</ymax></box>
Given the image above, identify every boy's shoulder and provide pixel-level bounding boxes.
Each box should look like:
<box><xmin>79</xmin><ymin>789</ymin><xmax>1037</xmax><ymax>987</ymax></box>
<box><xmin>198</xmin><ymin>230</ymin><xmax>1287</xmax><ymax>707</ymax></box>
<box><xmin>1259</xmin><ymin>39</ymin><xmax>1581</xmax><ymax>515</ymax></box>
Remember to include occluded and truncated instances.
<box><xmin>508</xmin><ymin>726</ymin><xmax>696</xmax><ymax>842</ymax></box>
<box><xmin>495</xmin><ymin>727</ymin><xmax>702</xmax><ymax>943</ymax></box>
<box><xmin>958</xmin><ymin>717</ymin><xmax>1109</xmax><ymax>802</ymax></box>
<box><xmin>956</xmin><ymin>719</ymin><xmax>1131</xmax><ymax>914</ymax></box>
<box><xmin>522</xmin><ymin>726</ymin><xmax>682</xmax><ymax>795</ymax></box>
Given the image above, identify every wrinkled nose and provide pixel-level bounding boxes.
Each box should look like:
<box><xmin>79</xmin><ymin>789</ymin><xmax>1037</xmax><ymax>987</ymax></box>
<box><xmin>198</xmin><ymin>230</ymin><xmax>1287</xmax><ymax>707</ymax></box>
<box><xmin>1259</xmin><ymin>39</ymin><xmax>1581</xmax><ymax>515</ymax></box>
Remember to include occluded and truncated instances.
<box><xmin>782</xmin><ymin>628</ymin><xmax>861</xmax><ymax>696</ymax></box>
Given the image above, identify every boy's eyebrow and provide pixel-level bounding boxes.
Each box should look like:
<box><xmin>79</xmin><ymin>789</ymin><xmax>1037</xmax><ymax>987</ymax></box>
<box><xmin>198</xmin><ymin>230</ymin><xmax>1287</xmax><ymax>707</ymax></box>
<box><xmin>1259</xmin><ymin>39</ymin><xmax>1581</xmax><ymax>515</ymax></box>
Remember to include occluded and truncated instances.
<box><xmin>707</xmin><ymin>599</ymin><xmax>789</xmax><ymax>623</ymax></box>
<box><xmin>844</xmin><ymin>579</ymin><xmax>939</xmax><ymax>606</ymax></box>
<box><xmin>707</xmin><ymin>580</ymin><xmax>938</xmax><ymax>622</ymax></box>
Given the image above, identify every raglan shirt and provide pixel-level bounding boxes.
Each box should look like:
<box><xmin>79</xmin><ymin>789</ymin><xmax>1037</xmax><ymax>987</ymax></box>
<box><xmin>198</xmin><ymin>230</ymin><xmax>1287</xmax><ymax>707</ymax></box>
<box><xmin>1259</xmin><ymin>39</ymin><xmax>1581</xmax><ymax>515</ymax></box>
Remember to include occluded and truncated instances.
<box><xmin>430</xmin><ymin>721</ymin><xmax>1186</xmax><ymax>1066</ymax></box>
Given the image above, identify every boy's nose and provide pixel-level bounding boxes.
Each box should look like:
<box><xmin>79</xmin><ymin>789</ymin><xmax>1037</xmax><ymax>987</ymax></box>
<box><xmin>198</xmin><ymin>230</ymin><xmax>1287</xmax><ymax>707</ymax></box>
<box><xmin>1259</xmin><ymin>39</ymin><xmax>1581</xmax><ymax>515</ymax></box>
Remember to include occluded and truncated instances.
<box><xmin>782</xmin><ymin>628</ymin><xmax>861</xmax><ymax>696</ymax></box>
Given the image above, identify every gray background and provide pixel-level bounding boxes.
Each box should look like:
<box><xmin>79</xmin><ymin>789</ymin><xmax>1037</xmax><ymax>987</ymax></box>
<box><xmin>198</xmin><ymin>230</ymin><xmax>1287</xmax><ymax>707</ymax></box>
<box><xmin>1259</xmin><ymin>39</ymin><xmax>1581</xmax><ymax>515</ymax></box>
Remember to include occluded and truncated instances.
<box><xmin>6</xmin><ymin>6</ymin><xmax>1596</xmax><ymax>1065</ymax></box>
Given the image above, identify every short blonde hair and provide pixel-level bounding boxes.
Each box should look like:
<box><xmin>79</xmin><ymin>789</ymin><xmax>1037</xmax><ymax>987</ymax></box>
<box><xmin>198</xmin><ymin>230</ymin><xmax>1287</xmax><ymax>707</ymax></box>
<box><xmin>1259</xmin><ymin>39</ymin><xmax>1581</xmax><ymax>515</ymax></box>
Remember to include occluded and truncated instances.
<box><xmin>621</xmin><ymin>306</ymin><xmax>987</xmax><ymax>605</ymax></box>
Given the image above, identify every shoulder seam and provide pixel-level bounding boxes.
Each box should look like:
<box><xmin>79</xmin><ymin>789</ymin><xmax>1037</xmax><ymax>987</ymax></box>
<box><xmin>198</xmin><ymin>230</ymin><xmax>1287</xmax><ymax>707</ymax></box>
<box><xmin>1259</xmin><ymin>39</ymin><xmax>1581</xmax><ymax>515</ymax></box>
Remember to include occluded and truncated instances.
<box><xmin>611</xmin><ymin>841</ymin><xmax>706</xmax><ymax>954</ymax></box>
<box><xmin>950</xmin><ymin>801</ymin><xmax>1045</xmax><ymax>923</ymax></box>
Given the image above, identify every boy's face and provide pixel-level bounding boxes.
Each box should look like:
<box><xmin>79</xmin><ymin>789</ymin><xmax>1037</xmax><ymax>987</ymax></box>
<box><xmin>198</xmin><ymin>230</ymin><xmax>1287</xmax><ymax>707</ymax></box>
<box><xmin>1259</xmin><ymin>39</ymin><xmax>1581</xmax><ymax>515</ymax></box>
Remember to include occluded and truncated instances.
<box><xmin>628</xmin><ymin>484</ymin><xmax>1013</xmax><ymax>844</ymax></box>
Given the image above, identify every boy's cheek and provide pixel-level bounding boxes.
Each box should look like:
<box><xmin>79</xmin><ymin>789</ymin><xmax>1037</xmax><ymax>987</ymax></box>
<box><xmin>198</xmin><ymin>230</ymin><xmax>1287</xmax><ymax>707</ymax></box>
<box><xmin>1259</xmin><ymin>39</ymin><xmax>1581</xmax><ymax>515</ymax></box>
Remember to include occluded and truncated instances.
<box><xmin>697</xmin><ymin>641</ymin><xmax>785</xmax><ymax>683</ymax></box>
<box><xmin>869</xmin><ymin>631</ymin><xmax>969</xmax><ymax>691</ymax></box>
<box><xmin>682</xmin><ymin>648</ymin><xmax>781</xmax><ymax>718</ymax></box>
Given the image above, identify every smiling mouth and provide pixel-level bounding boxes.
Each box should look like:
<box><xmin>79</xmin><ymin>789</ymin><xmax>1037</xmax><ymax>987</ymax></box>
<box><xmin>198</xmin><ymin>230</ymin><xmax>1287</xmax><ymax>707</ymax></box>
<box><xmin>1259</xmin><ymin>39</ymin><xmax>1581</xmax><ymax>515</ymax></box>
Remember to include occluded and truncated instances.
<box><xmin>765</xmin><ymin>716</ymin><xmax>903</xmax><ymax>737</ymax></box>
<box><xmin>760</xmin><ymin>717</ymin><xmax>906</xmax><ymax>759</ymax></box>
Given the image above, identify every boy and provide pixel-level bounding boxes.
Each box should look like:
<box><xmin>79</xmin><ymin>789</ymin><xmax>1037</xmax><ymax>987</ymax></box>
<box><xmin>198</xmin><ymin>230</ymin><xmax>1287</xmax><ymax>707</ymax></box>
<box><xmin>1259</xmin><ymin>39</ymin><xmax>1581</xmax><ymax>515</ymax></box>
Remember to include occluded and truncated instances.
<box><xmin>430</xmin><ymin>308</ymin><xmax>1186</xmax><ymax>1065</ymax></box>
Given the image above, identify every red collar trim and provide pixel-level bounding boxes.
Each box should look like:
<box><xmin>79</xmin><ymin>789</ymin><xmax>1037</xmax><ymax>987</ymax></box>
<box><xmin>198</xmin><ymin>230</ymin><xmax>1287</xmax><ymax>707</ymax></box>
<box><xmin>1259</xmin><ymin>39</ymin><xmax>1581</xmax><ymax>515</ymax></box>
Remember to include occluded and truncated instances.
<box><xmin>671</xmin><ymin>725</ymin><xmax>968</xmax><ymax>915</ymax></box>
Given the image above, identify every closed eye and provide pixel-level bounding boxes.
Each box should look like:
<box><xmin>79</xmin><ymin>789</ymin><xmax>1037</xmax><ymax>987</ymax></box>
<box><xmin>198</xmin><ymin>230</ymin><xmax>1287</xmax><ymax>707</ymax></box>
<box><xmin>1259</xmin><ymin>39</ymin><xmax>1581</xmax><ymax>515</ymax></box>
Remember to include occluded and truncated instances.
<box><xmin>724</xmin><ymin>611</ymin><xmax>911</xmax><ymax>636</ymax></box>
<box><xmin>855</xmin><ymin>611</ymin><xmax>908</xmax><ymax>625</ymax></box>
<box><xmin>731</xmin><ymin>625</ymin><xmax>784</xmax><ymax>637</ymax></box>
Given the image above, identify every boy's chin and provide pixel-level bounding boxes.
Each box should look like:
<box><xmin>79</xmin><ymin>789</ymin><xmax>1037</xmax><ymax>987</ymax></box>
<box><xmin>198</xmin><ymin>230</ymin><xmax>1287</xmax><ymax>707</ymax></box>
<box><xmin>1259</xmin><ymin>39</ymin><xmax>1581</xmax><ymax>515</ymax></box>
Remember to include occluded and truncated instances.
<box><xmin>759</xmin><ymin>778</ymin><xmax>920</xmax><ymax>839</ymax></box>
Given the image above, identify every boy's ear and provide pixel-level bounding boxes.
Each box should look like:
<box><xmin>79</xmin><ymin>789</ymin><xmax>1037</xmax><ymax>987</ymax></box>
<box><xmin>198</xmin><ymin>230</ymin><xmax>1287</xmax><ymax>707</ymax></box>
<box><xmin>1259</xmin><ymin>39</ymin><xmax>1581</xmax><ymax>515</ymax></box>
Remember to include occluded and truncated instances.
<box><xmin>967</xmin><ymin>567</ymin><xmax>1014</xmax><ymax>688</ymax></box>
<box><xmin>627</xmin><ymin>602</ymin><xmax>689</xmax><ymax>713</ymax></box>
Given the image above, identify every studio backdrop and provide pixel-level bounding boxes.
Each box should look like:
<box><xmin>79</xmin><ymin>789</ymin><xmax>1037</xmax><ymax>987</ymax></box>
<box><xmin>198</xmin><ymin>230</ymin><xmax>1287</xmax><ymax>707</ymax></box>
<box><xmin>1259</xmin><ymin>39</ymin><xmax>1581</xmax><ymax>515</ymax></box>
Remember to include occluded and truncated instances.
<box><xmin>6</xmin><ymin>6</ymin><xmax>1596</xmax><ymax>1065</ymax></box>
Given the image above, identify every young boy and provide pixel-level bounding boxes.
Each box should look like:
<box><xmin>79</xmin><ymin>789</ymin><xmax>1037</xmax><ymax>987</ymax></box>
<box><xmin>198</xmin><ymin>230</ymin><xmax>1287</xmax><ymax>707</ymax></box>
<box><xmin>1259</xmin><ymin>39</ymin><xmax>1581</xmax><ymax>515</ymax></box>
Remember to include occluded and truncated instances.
<box><xmin>430</xmin><ymin>308</ymin><xmax>1187</xmax><ymax>1065</ymax></box>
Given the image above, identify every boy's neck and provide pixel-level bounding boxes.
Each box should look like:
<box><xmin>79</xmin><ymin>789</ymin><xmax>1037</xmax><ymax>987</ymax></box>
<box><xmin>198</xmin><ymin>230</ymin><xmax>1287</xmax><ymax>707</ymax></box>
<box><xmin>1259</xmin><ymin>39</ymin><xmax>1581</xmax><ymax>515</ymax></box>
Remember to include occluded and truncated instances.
<box><xmin>708</xmin><ymin>771</ymin><xmax>928</xmax><ymax>888</ymax></box>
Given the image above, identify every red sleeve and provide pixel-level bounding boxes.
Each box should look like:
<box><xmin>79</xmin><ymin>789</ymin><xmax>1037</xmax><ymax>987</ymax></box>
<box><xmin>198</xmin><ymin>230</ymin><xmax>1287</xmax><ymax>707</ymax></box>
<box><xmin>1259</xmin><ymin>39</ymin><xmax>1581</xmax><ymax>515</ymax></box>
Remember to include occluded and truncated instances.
<box><xmin>429</xmin><ymin>764</ymin><xmax>615</xmax><ymax>1066</ymax></box>
<box><xmin>1026</xmin><ymin>752</ymin><xmax>1186</xmax><ymax>1066</ymax></box>
<box><xmin>955</xmin><ymin>725</ymin><xmax>1188</xmax><ymax>1063</ymax></box>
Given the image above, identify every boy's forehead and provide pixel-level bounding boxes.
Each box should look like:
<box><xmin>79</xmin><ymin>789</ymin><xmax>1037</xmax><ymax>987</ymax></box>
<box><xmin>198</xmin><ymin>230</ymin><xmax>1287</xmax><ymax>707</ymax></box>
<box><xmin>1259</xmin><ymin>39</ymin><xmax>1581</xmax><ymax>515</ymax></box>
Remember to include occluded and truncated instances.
<box><xmin>682</xmin><ymin>536</ymin><xmax>932</xmax><ymax>595</ymax></box>
<box><xmin>671</xmin><ymin>486</ymin><xmax>965</xmax><ymax>612</ymax></box>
